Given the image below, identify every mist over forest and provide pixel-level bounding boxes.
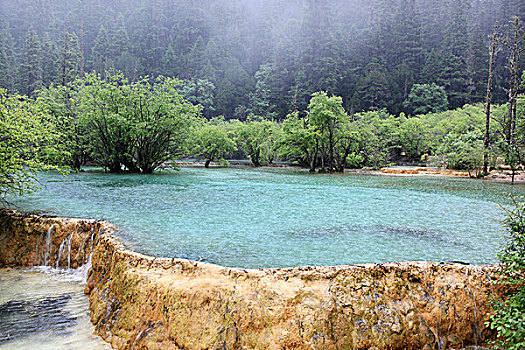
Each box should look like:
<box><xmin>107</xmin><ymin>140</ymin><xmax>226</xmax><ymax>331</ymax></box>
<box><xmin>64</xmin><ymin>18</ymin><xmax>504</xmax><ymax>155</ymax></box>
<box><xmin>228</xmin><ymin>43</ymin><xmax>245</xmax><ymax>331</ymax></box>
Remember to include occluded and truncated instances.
<box><xmin>0</xmin><ymin>0</ymin><xmax>524</xmax><ymax>119</ymax></box>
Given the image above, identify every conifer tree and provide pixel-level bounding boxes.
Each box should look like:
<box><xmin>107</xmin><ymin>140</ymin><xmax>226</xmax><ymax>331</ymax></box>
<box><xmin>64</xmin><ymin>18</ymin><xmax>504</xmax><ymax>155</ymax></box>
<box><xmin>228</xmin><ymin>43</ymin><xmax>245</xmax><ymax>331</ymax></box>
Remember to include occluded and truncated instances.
<box><xmin>20</xmin><ymin>28</ymin><xmax>43</xmax><ymax>96</ymax></box>
<box><xmin>58</xmin><ymin>31</ymin><xmax>82</xmax><ymax>87</ymax></box>
<box><xmin>0</xmin><ymin>24</ymin><xmax>17</xmax><ymax>93</ymax></box>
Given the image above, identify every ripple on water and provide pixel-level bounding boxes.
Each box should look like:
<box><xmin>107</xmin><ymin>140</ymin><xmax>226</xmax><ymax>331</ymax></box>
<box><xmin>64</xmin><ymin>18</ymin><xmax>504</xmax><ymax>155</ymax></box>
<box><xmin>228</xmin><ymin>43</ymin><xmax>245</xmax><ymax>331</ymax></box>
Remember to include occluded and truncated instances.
<box><xmin>0</xmin><ymin>267</ymin><xmax>111</xmax><ymax>350</ymax></box>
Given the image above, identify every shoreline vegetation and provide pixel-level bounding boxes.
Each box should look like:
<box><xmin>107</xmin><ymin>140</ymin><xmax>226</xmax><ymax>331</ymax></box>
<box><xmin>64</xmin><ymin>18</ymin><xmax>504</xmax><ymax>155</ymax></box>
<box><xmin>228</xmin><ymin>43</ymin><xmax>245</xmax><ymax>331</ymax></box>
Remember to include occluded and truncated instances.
<box><xmin>169</xmin><ymin>159</ymin><xmax>525</xmax><ymax>183</ymax></box>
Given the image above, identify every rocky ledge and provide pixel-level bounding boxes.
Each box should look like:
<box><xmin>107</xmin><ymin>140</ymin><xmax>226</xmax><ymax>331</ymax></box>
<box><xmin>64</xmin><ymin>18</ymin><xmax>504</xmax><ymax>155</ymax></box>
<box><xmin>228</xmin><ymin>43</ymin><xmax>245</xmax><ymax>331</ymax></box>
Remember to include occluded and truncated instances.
<box><xmin>0</xmin><ymin>210</ymin><xmax>500</xmax><ymax>349</ymax></box>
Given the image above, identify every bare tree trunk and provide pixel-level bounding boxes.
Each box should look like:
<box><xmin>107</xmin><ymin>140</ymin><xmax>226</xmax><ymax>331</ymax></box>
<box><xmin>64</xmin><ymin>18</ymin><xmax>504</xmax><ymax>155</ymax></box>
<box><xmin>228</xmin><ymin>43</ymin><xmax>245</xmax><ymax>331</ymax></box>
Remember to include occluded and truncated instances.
<box><xmin>498</xmin><ymin>17</ymin><xmax>525</xmax><ymax>174</ymax></box>
<box><xmin>483</xmin><ymin>23</ymin><xmax>498</xmax><ymax>176</ymax></box>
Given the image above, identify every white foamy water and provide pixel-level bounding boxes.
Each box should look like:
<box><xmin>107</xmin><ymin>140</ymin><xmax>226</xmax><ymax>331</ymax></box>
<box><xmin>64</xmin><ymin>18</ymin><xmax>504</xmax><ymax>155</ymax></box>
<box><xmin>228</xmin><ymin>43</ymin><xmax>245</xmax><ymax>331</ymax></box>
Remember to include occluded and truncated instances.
<box><xmin>0</xmin><ymin>267</ymin><xmax>111</xmax><ymax>350</ymax></box>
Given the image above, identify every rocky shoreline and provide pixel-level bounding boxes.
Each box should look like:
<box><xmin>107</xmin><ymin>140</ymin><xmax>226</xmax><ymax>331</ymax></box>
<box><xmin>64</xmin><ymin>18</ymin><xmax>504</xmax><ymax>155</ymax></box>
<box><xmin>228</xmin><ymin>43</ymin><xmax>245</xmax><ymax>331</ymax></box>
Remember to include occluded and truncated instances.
<box><xmin>0</xmin><ymin>209</ymin><xmax>501</xmax><ymax>349</ymax></box>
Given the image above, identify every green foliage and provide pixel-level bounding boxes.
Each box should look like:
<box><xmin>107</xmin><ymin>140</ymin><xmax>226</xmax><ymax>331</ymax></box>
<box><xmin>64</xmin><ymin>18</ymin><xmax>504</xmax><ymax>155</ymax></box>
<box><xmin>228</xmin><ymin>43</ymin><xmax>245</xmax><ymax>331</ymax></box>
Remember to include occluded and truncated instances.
<box><xmin>351</xmin><ymin>110</ymin><xmax>397</xmax><ymax>168</ymax></box>
<box><xmin>38</xmin><ymin>83</ymin><xmax>89</xmax><ymax>171</ymax></box>
<box><xmin>192</xmin><ymin>118</ymin><xmax>236</xmax><ymax>168</ymax></box>
<box><xmin>487</xmin><ymin>200</ymin><xmax>525</xmax><ymax>350</ymax></box>
<box><xmin>180</xmin><ymin>79</ymin><xmax>216</xmax><ymax>118</ymax></box>
<box><xmin>278</xmin><ymin>111</ymin><xmax>319</xmax><ymax>172</ymax></box>
<box><xmin>307</xmin><ymin>91</ymin><xmax>349</xmax><ymax>171</ymax></box>
<box><xmin>0</xmin><ymin>0</ymin><xmax>514</xmax><ymax>117</ymax></box>
<box><xmin>436</xmin><ymin>131</ymin><xmax>484</xmax><ymax>175</ymax></box>
<box><xmin>235</xmin><ymin>117</ymin><xmax>280</xmax><ymax>167</ymax></box>
<box><xmin>76</xmin><ymin>73</ymin><xmax>200</xmax><ymax>174</ymax></box>
<box><xmin>0</xmin><ymin>89</ymin><xmax>62</xmax><ymax>202</ymax></box>
<box><xmin>396</xmin><ymin>114</ymin><xmax>430</xmax><ymax>161</ymax></box>
<box><xmin>403</xmin><ymin>83</ymin><xmax>448</xmax><ymax>115</ymax></box>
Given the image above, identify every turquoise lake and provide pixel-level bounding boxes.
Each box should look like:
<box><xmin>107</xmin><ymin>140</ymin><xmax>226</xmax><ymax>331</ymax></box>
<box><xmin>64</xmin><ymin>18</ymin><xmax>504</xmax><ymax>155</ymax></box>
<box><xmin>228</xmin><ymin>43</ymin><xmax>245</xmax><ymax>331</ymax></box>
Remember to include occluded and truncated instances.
<box><xmin>10</xmin><ymin>167</ymin><xmax>525</xmax><ymax>268</ymax></box>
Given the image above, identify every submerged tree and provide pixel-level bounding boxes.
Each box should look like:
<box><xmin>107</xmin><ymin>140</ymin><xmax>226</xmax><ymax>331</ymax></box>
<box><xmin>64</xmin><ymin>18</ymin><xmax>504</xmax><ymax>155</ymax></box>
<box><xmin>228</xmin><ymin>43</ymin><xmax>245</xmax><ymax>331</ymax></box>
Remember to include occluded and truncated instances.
<box><xmin>235</xmin><ymin>117</ymin><xmax>280</xmax><ymax>167</ymax></box>
<box><xmin>77</xmin><ymin>73</ymin><xmax>200</xmax><ymax>174</ymax></box>
<box><xmin>192</xmin><ymin>118</ymin><xmax>236</xmax><ymax>168</ymax></box>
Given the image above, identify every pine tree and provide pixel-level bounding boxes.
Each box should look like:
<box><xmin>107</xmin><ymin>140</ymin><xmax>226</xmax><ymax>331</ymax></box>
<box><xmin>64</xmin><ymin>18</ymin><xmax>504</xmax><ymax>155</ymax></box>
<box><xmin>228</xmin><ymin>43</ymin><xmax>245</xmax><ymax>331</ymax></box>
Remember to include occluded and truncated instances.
<box><xmin>58</xmin><ymin>31</ymin><xmax>82</xmax><ymax>86</ymax></box>
<box><xmin>91</xmin><ymin>25</ymin><xmax>111</xmax><ymax>75</ymax></box>
<box><xmin>0</xmin><ymin>23</ymin><xmax>17</xmax><ymax>92</ymax></box>
<box><xmin>19</xmin><ymin>27</ymin><xmax>43</xmax><ymax>96</ymax></box>
<box><xmin>41</xmin><ymin>33</ymin><xmax>58</xmax><ymax>87</ymax></box>
<box><xmin>438</xmin><ymin>0</ymin><xmax>470</xmax><ymax>108</ymax></box>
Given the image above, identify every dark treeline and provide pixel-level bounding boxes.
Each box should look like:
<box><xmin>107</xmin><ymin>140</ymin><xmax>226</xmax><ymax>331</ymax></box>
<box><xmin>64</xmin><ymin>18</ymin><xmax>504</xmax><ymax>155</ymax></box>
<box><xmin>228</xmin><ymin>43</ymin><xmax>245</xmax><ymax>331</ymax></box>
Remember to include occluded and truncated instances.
<box><xmin>0</xmin><ymin>0</ymin><xmax>524</xmax><ymax>119</ymax></box>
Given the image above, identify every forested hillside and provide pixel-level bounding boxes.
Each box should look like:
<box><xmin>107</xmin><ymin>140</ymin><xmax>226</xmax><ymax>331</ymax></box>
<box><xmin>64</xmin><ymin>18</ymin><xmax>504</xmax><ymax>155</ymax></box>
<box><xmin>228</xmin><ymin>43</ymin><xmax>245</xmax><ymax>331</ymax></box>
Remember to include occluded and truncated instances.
<box><xmin>0</xmin><ymin>0</ymin><xmax>523</xmax><ymax>119</ymax></box>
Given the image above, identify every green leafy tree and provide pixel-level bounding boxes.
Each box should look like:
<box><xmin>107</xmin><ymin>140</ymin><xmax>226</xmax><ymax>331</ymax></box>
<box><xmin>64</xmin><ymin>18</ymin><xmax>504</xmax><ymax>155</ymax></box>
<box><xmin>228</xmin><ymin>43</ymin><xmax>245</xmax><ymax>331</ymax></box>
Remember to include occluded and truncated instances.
<box><xmin>436</xmin><ymin>131</ymin><xmax>484</xmax><ymax>176</ymax></box>
<box><xmin>38</xmin><ymin>83</ymin><xmax>89</xmax><ymax>171</ymax></box>
<box><xmin>308</xmin><ymin>91</ymin><xmax>348</xmax><ymax>172</ymax></box>
<box><xmin>126</xmin><ymin>76</ymin><xmax>201</xmax><ymax>174</ymax></box>
<box><xmin>0</xmin><ymin>89</ymin><xmax>62</xmax><ymax>203</ymax></box>
<box><xmin>76</xmin><ymin>73</ymin><xmax>134</xmax><ymax>173</ymax></box>
<box><xmin>403</xmin><ymin>83</ymin><xmax>448</xmax><ymax>115</ymax></box>
<box><xmin>278</xmin><ymin>111</ymin><xmax>319</xmax><ymax>172</ymax></box>
<box><xmin>235</xmin><ymin>117</ymin><xmax>280</xmax><ymax>167</ymax></box>
<box><xmin>77</xmin><ymin>73</ymin><xmax>200</xmax><ymax>174</ymax></box>
<box><xmin>192</xmin><ymin>118</ymin><xmax>236</xmax><ymax>168</ymax></box>
<box><xmin>396</xmin><ymin>114</ymin><xmax>432</xmax><ymax>162</ymax></box>
<box><xmin>352</xmin><ymin>110</ymin><xmax>397</xmax><ymax>169</ymax></box>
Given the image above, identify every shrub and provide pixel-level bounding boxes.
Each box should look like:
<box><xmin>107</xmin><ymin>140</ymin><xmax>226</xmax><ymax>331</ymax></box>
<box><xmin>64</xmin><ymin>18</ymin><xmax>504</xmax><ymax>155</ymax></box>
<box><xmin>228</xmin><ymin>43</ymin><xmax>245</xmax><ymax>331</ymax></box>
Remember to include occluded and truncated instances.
<box><xmin>487</xmin><ymin>199</ymin><xmax>525</xmax><ymax>349</ymax></box>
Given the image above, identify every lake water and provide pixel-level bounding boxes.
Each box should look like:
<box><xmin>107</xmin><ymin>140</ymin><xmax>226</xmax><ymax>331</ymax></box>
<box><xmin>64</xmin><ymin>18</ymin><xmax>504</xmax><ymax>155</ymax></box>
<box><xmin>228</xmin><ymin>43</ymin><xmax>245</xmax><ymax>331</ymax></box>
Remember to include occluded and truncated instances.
<box><xmin>11</xmin><ymin>167</ymin><xmax>525</xmax><ymax>268</ymax></box>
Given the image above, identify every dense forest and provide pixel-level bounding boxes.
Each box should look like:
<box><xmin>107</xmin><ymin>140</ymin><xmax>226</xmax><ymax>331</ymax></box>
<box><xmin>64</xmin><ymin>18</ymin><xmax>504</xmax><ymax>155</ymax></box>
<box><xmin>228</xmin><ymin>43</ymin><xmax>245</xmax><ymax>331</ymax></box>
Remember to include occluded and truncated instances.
<box><xmin>0</xmin><ymin>0</ymin><xmax>524</xmax><ymax>119</ymax></box>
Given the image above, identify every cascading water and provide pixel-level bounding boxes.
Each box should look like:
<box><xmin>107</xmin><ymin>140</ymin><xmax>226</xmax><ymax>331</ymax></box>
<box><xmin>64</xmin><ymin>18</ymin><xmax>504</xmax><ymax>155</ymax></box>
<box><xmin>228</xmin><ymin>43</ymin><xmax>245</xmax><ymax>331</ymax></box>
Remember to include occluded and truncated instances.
<box><xmin>56</xmin><ymin>239</ymin><xmax>66</xmax><ymax>268</ymax></box>
<box><xmin>75</xmin><ymin>253</ymin><xmax>93</xmax><ymax>283</ymax></box>
<box><xmin>34</xmin><ymin>224</ymin><xmax>54</xmax><ymax>266</ymax></box>
<box><xmin>0</xmin><ymin>267</ymin><xmax>111</xmax><ymax>349</ymax></box>
<box><xmin>66</xmin><ymin>232</ymin><xmax>72</xmax><ymax>269</ymax></box>
<box><xmin>0</xmin><ymin>219</ymin><xmax>108</xmax><ymax>348</ymax></box>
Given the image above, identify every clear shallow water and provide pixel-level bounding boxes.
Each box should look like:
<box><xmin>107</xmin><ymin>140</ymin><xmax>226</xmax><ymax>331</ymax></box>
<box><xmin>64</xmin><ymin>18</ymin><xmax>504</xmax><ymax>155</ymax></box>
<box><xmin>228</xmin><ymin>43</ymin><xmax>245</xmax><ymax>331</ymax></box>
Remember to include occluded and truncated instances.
<box><xmin>11</xmin><ymin>167</ymin><xmax>525</xmax><ymax>268</ymax></box>
<box><xmin>0</xmin><ymin>267</ymin><xmax>111</xmax><ymax>350</ymax></box>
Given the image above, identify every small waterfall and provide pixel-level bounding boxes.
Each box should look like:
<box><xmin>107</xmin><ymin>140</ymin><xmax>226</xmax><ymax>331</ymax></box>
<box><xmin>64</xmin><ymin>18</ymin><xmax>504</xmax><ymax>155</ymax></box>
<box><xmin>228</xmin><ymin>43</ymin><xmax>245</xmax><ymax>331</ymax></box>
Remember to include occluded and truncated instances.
<box><xmin>90</xmin><ymin>226</ymin><xmax>96</xmax><ymax>247</ymax></box>
<box><xmin>43</xmin><ymin>225</ymin><xmax>54</xmax><ymax>266</ymax></box>
<box><xmin>56</xmin><ymin>239</ymin><xmax>67</xmax><ymax>268</ymax></box>
<box><xmin>55</xmin><ymin>232</ymin><xmax>74</xmax><ymax>269</ymax></box>
<box><xmin>75</xmin><ymin>252</ymin><xmax>93</xmax><ymax>283</ymax></box>
<box><xmin>67</xmin><ymin>232</ymin><xmax>72</xmax><ymax>269</ymax></box>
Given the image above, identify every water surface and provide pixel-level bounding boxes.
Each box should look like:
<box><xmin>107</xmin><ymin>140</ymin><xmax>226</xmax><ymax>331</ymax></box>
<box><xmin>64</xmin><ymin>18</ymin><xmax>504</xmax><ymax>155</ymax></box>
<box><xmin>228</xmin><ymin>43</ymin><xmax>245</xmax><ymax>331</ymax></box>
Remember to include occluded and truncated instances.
<box><xmin>11</xmin><ymin>167</ymin><xmax>525</xmax><ymax>268</ymax></box>
<box><xmin>0</xmin><ymin>267</ymin><xmax>111</xmax><ymax>350</ymax></box>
